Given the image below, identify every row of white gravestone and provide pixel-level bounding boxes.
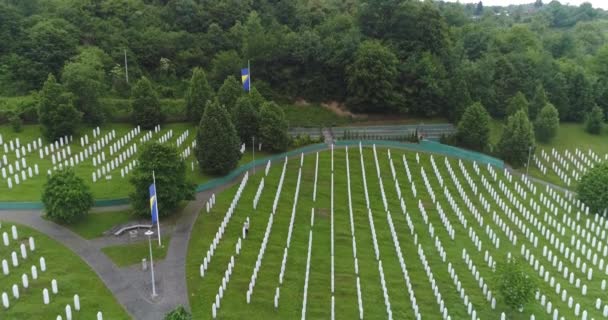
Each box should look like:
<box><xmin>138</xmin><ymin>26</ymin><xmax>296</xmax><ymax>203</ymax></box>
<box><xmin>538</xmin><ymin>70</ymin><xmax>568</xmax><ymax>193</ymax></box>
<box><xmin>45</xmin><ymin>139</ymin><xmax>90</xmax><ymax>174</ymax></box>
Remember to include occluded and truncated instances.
<box><xmin>300</xmin><ymin>219</ymin><xmax>314</xmax><ymax>320</ymax></box>
<box><xmin>343</xmin><ymin>147</ymin><xmax>363</xmax><ymax>320</ymax></box>
<box><xmin>270</xmin><ymin>158</ymin><xmax>288</xmax><ymax>215</ymax></box>
<box><xmin>157</xmin><ymin>129</ymin><xmax>173</xmax><ymax>144</ymax></box>
<box><xmin>252</xmin><ymin>178</ymin><xmax>265</xmax><ymax>210</ymax></box>
<box><xmin>415</xmin><ymin>242</ymin><xmax>450</xmax><ymax>320</ymax></box>
<box><xmin>246</xmin><ymin>211</ymin><xmax>274</xmax><ymax>303</ymax></box>
<box><xmin>243</xmin><ymin>159</ymin><xmax>286</xmax><ymax>298</ymax></box>
<box><xmin>175</xmin><ymin>130</ymin><xmax>189</xmax><ymax>147</ymax></box>
<box><xmin>205</xmin><ymin>194</ymin><xmax>216</xmax><ymax>214</ymax></box>
<box><xmin>276</xmin><ymin>168</ymin><xmax>303</xmax><ymax>294</ymax></box>
<box><xmin>109</xmin><ymin>127</ymin><xmax>139</xmax><ymax>155</ymax></box>
<box><xmin>461</xmin><ymin>249</ymin><xmax>495</xmax><ymax>309</ymax></box>
<box><xmin>211</xmin><ymin>256</ymin><xmax>236</xmax><ymax>319</ymax></box>
<box><xmin>201</xmin><ymin>174</ymin><xmax>248</xmax><ymax>279</ymax></box>
<box><xmin>180</xmin><ymin>146</ymin><xmax>192</xmax><ymax>160</ymax></box>
<box><xmin>103</xmin><ymin>142</ymin><xmax>137</xmax><ymax>168</ymax></box>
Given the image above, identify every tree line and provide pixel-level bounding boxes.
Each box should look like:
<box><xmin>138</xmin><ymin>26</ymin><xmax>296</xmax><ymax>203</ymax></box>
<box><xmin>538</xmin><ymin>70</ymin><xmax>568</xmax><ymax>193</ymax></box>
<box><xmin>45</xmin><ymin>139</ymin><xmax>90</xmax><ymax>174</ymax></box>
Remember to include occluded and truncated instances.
<box><xmin>1</xmin><ymin>0</ymin><xmax>608</xmax><ymax>124</ymax></box>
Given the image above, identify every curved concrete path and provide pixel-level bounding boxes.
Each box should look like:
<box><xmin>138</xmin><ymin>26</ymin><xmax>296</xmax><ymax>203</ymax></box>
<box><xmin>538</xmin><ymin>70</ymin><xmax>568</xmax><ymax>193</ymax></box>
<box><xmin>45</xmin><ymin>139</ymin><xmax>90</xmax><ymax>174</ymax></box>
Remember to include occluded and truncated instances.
<box><xmin>0</xmin><ymin>160</ymin><xmax>273</xmax><ymax>319</ymax></box>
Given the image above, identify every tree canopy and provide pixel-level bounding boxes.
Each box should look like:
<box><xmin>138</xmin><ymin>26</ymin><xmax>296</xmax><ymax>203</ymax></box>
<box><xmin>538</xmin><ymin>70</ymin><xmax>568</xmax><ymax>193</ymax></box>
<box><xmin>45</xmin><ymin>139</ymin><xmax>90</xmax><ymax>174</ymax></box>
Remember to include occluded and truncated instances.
<box><xmin>455</xmin><ymin>102</ymin><xmax>491</xmax><ymax>152</ymax></box>
<box><xmin>196</xmin><ymin>100</ymin><xmax>241</xmax><ymax>175</ymax></box>
<box><xmin>42</xmin><ymin>168</ymin><xmax>93</xmax><ymax>223</ymax></box>
<box><xmin>0</xmin><ymin>0</ymin><xmax>607</xmax><ymax>121</ymax></box>
<box><xmin>534</xmin><ymin>103</ymin><xmax>560</xmax><ymax>142</ymax></box>
<box><xmin>131</xmin><ymin>76</ymin><xmax>163</xmax><ymax>129</ymax></box>
<box><xmin>498</xmin><ymin>110</ymin><xmax>536</xmax><ymax>167</ymax></box>
<box><xmin>129</xmin><ymin>142</ymin><xmax>195</xmax><ymax>218</ymax></box>
<box><xmin>38</xmin><ymin>74</ymin><xmax>81</xmax><ymax>141</ymax></box>
<box><xmin>578</xmin><ymin>162</ymin><xmax>608</xmax><ymax>215</ymax></box>
<box><xmin>185</xmin><ymin>68</ymin><xmax>214</xmax><ymax>122</ymax></box>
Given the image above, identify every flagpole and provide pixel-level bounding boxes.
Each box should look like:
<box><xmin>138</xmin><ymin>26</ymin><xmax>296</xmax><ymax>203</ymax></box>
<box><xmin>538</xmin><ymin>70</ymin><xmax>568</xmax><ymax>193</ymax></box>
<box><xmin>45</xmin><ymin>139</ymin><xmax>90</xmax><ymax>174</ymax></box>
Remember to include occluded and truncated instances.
<box><xmin>248</xmin><ymin>59</ymin><xmax>251</xmax><ymax>94</ymax></box>
<box><xmin>153</xmin><ymin>170</ymin><xmax>161</xmax><ymax>247</ymax></box>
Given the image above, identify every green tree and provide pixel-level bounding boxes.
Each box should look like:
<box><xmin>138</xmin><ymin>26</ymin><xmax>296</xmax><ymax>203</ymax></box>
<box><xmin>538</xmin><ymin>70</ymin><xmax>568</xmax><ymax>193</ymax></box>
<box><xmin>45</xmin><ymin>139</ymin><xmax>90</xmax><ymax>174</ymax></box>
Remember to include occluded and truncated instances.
<box><xmin>455</xmin><ymin>102</ymin><xmax>491</xmax><ymax>152</ymax></box>
<box><xmin>21</xmin><ymin>18</ymin><xmax>79</xmax><ymax>88</ymax></box>
<box><xmin>534</xmin><ymin>103</ymin><xmax>560</xmax><ymax>143</ymax></box>
<box><xmin>578</xmin><ymin>162</ymin><xmax>608</xmax><ymax>215</ymax></box>
<box><xmin>61</xmin><ymin>47</ymin><xmax>108</xmax><ymax>125</ymax></box>
<box><xmin>258</xmin><ymin>102</ymin><xmax>290</xmax><ymax>152</ymax></box>
<box><xmin>529</xmin><ymin>83</ymin><xmax>548</xmax><ymax>120</ymax></box>
<box><xmin>42</xmin><ymin>168</ymin><xmax>93</xmax><ymax>223</ymax></box>
<box><xmin>38</xmin><ymin>74</ymin><xmax>81</xmax><ymax>141</ymax></box>
<box><xmin>185</xmin><ymin>68</ymin><xmax>214</xmax><ymax>122</ymax></box>
<box><xmin>164</xmin><ymin>306</ymin><xmax>191</xmax><ymax>320</ymax></box>
<box><xmin>233</xmin><ymin>96</ymin><xmax>259</xmax><ymax>143</ymax></box>
<box><xmin>495</xmin><ymin>257</ymin><xmax>537</xmax><ymax>314</ymax></box>
<box><xmin>131</xmin><ymin>77</ymin><xmax>163</xmax><ymax>130</ymax></box>
<box><xmin>475</xmin><ymin>1</ymin><xmax>483</xmax><ymax>15</ymax></box>
<box><xmin>585</xmin><ymin>105</ymin><xmax>604</xmax><ymax>134</ymax></box>
<box><xmin>498</xmin><ymin>110</ymin><xmax>535</xmax><ymax>167</ymax></box>
<box><xmin>506</xmin><ymin>92</ymin><xmax>529</xmax><ymax>117</ymax></box>
<box><xmin>247</xmin><ymin>87</ymin><xmax>266</xmax><ymax>110</ymax></box>
<box><xmin>129</xmin><ymin>142</ymin><xmax>194</xmax><ymax>218</ymax></box>
<box><xmin>217</xmin><ymin>75</ymin><xmax>243</xmax><ymax>113</ymax></box>
<box><xmin>209</xmin><ymin>50</ymin><xmax>242</xmax><ymax>89</ymax></box>
<box><xmin>196</xmin><ymin>100</ymin><xmax>241</xmax><ymax>175</ymax></box>
<box><xmin>346</xmin><ymin>40</ymin><xmax>399</xmax><ymax>113</ymax></box>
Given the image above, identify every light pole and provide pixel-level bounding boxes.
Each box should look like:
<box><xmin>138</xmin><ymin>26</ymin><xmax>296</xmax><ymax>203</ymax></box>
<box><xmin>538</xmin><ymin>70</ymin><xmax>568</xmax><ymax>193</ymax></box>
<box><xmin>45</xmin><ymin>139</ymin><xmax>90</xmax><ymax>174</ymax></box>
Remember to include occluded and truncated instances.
<box><xmin>145</xmin><ymin>230</ymin><xmax>157</xmax><ymax>297</ymax></box>
<box><xmin>526</xmin><ymin>145</ymin><xmax>533</xmax><ymax>177</ymax></box>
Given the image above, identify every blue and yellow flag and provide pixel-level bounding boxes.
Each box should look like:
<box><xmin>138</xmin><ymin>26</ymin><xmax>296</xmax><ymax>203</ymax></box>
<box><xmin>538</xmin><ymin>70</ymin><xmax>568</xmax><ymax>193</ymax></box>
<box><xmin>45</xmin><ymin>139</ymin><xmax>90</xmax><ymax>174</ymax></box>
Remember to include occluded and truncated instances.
<box><xmin>149</xmin><ymin>183</ymin><xmax>158</xmax><ymax>224</ymax></box>
<box><xmin>241</xmin><ymin>67</ymin><xmax>250</xmax><ymax>92</ymax></box>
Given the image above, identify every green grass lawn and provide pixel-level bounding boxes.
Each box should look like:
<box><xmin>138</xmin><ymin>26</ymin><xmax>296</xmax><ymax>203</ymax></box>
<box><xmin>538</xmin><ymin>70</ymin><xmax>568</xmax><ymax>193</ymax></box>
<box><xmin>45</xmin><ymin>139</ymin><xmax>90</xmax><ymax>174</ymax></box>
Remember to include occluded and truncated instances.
<box><xmin>187</xmin><ymin>147</ymin><xmax>604</xmax><ymax>319</ymax></box>
<box><xmin>0</xmin><ymin>223</ymin><xmax>129</xmax><ymax>319</ymax></box>
<box><xmin>63</xmin><ymin>210</ymin><xmax>135</xmax><ymax>239</ymax></box>
<box><xmin>102</xmin><ymin>236</ymin><xmax>170</xmax><ymax>267</ymax></box>
<box><xmin>0</xmin><ymin>122</ymin><xmax>273</xmax><ymax>202</ymax></box>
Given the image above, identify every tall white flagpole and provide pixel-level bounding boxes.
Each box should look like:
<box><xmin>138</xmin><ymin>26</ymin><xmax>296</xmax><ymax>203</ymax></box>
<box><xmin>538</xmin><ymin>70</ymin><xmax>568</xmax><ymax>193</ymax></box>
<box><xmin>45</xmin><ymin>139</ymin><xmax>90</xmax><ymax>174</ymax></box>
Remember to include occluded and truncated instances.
<box><xmin>153</xmin><ymin>170</ymin><xmax>161</xmax><ymax>247</ymax></box>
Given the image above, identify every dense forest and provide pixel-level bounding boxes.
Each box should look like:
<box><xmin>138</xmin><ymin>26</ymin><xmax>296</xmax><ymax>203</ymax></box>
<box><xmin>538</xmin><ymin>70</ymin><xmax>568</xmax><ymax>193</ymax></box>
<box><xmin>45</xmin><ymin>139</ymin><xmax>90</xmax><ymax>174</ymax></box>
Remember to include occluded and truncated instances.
<box><xmin>1</xmin><ymin>0</ymin><xmax>608</xmax><ymax>123</ymax></box>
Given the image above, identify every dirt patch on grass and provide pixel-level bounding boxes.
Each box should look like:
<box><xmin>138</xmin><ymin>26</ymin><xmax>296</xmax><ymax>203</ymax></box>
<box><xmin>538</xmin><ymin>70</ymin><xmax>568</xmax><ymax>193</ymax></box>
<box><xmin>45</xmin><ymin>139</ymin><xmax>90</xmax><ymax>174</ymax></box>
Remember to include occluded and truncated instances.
<box><xmin>316</xmin><ymin>208</ymin><xmax>330</xmax><ymax>218</ymax></box>
<box><xmin>321</xmin><ymin>101</ymin><xmax>366</xmax><ymax>119</ymax></box>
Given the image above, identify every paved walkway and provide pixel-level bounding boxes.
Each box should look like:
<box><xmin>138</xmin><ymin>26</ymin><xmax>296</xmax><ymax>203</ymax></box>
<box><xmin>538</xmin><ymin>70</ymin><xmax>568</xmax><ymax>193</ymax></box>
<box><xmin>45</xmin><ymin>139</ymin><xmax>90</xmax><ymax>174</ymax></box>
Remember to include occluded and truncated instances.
<box><xmin>0</xmin><ymin>160</ymin><xmax>276</xmax><ymax>319</ymax></box>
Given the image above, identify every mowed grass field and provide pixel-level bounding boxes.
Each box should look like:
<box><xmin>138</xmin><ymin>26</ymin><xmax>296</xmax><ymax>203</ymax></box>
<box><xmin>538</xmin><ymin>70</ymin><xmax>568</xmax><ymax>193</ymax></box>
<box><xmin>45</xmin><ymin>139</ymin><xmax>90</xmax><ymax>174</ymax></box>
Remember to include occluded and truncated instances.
<box><xmin>0</xmin><ymin>223</ymin><xmax>128</xmax><ymax>319</ymax></box>
<box><xmin>187</xmin><ymin>146</ymin><xmax>607</xmax><ymax>319</ymax></box>
<box><xmin>0</xmin><ymin>123</ymin><xmax>270</xmax><ymax>201</ymax></box>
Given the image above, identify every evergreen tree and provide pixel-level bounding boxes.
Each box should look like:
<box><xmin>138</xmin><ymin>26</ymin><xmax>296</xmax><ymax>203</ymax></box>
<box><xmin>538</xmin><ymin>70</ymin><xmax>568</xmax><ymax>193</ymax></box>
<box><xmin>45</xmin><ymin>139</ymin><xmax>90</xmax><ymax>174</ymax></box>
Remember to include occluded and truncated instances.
<box><xmin>131</xmin><ymin>77</ymin><xmax>163</xmax><ymax>129</ymax></box>
<box><xmin>455</xmin><ymin>102</ymin><xmax>491</xmax><ymax>152</ymax></box>
<box><xmin>529</xmin><ymin>83</ymin><xmax>548</xmax><ymax>120</ymax></box>
<box><xmin>534</xmin><ymin>103</ymin><xmax>559</xmax><ymax>142</ymax></box>
<box><xmin>38</xmin><ymin>74</ymin><xmax>81</xmax><ymax>141</ymax></box>
<box><xmin>506</xmin><ymin>92</ymin><xmax>529</xmax><ymax>117</ymax></box>
<box><xmin>42</xmin><ymin>168</ymin><xmax>93</xmax><ymax>223</ymax></box>
<box><xmin>585</xmin><ymin>105</ymin><xmax>604</xmax><ymax>134</ymax></box>
<box><xmin>217</xmin><ymin>75</ymin><xmax>242</xmax><ymax>113</ymax></box>
<box><xmin>258</xmin><ymin>102</ymin><xmax>290</xmax><ymax>152</ymax></box>
<box><xmin>498</xmin><ymin>110</ymin><xmax>535</xmax><ymax>167</ymax></box>
<box><xmin>61</xmin><ymin>47</ymin><xmax>107</xmax><ymax>125</ymax></box>
<box><xmin>247</xmin><ymin>87</ymin><xmax>266</xmax><ymax>110</ymax></box>
<box><xmin>185</xmin><ymin>68</ymin><xmax>214</xmax><ymax>122</ymax></box>
<box><xmin>129</xmin><ymin>142</ymin><xmax>195</xmax><ymax>218</ymax></box>
<box><xmin>233</xmin><ymin>96</ymin><xmax>260</xmax><ymax>143</ymax></box>
<box><xmin>475</xmin><ymin>1</ymin><xmax>484</xmax><ymax>15</ymax></box>
<box><xmin>196</xmin><ymin>100</ymin><xmax>241</xmax><ymax>175</ymax></box>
